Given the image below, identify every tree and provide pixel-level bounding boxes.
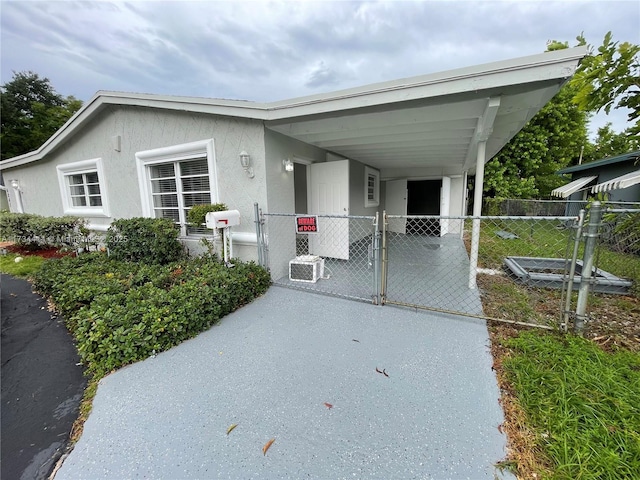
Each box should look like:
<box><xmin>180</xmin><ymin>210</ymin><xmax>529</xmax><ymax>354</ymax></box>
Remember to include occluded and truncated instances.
<box><xmin>483</xmin><ymin>43</ymin><xmax>590</xmax><ymax>198</ymax></box>
<box><xmin>1</xmin><ymin>71</ymin><xmax>82</xmax><ymax>160</ymax></box>
<box><xmin>582</xmin><ymin>123</ymin><xmax>640</xmax><ymax>163</ymax></box>
<box><xmin>571</xmin><ymin>32</ymin><xmax>640</xmax><ymax>136</ymax></box>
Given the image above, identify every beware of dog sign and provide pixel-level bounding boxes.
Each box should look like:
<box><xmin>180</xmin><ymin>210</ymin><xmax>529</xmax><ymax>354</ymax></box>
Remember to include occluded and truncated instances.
<box><xmin>295</xmin><ymin>215</ymin><xmax>319</xmax><ymax>234</ymax></box>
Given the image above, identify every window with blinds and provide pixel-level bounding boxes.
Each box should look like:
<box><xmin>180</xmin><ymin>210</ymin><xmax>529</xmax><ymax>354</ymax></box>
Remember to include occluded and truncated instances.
<box><xmin>149</xmin><ymin>157</ymin><xmax>211</xmax><ymax>234</ymax></box>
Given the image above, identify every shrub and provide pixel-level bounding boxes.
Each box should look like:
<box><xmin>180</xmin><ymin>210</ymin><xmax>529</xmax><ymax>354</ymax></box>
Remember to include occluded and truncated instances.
<box><xmin>33</xmin><ymin>252</ymin><xmax>271</xmax><ymax>375</ymax></box>
<box><xmin>186</xmin><ymin>203</ymin><xmax>228</xmax><ymax>227</ymax></box>
<box><xmin>0</xmin><ymin>211</ymin><xmax>83</xmax><ymax>249</ymax></box>
<box><xmin>105</xmin><ymin>217</ymin><xmax>183</xmax><ymax>265</ymax></box>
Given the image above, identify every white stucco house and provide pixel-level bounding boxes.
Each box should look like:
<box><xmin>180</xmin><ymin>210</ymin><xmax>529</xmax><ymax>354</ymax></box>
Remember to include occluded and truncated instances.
<box><xmin>0</xmin><ymin>47</ymin><xmax>586</xmax><ymax>269</ymax></box>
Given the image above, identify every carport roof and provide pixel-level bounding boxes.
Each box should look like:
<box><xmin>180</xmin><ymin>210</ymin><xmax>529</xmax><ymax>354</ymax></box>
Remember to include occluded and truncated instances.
<box><xmin>1</xmin><ymin>46</ymin><xmax>586</xmax><ymax>175</ymax></box>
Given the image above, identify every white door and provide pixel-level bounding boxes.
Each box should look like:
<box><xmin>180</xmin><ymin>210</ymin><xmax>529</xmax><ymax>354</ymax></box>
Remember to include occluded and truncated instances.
<box><xmin>385</xmin><ymin>179</ymin><xmax>407</xmax><ymax>234</ymax></box>
<box><xmin>440</xmin><ymin>176</ymin><xmax>451</xmax><ymax>236</ymax></box>
<box><xmin>309</xmin><ymin>160</ymin><xmax>350</xmax><ymax>260</ymax></box>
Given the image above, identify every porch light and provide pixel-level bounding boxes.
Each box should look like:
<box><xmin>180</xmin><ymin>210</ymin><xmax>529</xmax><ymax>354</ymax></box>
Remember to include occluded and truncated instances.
<box><xmin>283</xmin><ymin>159</ymin><xmax>294</xmax><ymax>172</ymax></box>
<box><xmin>10</xmin><ymin>179</ymin><xmax>21</xmax><ymax>190</ymax></box>
<box><xmin>239</xmin><ymin>151</ymin><xmax>254</xmax><ymax>178</ymax></box>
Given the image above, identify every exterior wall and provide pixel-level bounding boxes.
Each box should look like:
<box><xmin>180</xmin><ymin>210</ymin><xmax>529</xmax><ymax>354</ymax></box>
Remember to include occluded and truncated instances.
<box><xmin>2</xmin><ymin>106</ymin><xmax>266</xmax><ymax>261</ymax></box>
<box><xmin>349</xmin><ymin>160</ymin><xmax>380</xmax><ymax>242</ymax></box>
<box><xmin>263</xmin><ymin>128</ymin><xmax>326</xmax><ymax>279</ymax></box>
<box><xmin>263</xmin><ymin>128</ymin><xmax>325</xmax><ymax>213</ymax></box>
<box><xmin>349</xmin><ymin>160</ymin><xmax>380</xmax><ymax>217</ymax></box>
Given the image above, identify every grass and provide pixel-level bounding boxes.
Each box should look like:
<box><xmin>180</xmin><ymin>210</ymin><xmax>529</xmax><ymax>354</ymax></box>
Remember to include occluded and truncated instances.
<box><xmin>471</xmin><ymin>220</ymin><xmax>640</xmax><ymax>298</ymax></box>
<box><xmin>0</xmin><ymin>253</ymin><xmax>45</xmax><ymax>277</ymax></box>
<box><xmin>495</xmin><ymin>330</ymin><xmax>640</xmax><ymax>479</ymax></box>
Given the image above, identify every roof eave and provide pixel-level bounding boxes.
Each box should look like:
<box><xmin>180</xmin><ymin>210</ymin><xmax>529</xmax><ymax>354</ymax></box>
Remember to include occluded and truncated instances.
<box><xmin>0</xmin><ymin>46</ymin><xmax>587</xmax><ymax>171</ymax></box>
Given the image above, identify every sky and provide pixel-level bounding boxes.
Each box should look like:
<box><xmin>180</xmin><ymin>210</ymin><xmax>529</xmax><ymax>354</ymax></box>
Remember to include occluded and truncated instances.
<box><xmin>1</xmin><ymin>0</ymin><xmax>639</xmax><ymax>138</ymax></box>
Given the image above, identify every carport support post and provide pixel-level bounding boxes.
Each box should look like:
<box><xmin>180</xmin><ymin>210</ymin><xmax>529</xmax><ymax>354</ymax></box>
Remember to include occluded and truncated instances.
<box><xmin>468</xmin><ymin>141</ymin><xmax>486</xmax><ymax>289</ymax></box>
<box><xmin>575</xmin><ymin>201</ymin><xmax>602</xmax><ymax>335</ymax></box>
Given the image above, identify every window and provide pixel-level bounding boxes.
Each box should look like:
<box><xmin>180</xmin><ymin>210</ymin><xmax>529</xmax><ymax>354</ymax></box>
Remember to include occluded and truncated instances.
<box><xmin>57</xmin><ymin>158</ymin><xmax>109</xmax><ymax>216</ymax></box>
<box><xmin>364</xmin><ymin>166</ymin><xmax>380</xmax><ymax>207</ymax></box>
<box><xmin>136</xmin><ymin>139</ymin><xmax>218</xmax><ymax>236</ymax></box>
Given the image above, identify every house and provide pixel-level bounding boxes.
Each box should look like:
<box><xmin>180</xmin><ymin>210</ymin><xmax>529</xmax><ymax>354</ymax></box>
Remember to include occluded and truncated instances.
<box><xmin>0</xmin><ymin>47</ymin><xmax>586</xmax><ymax>281</ymax></box>
<box><xmin>551</xmin><ymin>150</ymin><xmax>640</xmax><ymax>214</ymax></box>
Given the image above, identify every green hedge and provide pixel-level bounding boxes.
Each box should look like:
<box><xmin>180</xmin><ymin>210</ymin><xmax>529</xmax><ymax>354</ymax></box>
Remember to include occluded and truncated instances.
<box><xmin>186</xmin><ymin>203</ymin><xmax>228</xmax><ymax>227</ymax></box>
<box><xmin>105</xmin><ymin>217</ymin><xmax>183</xmax><ymax>265</ymax></box>
<box><xmin>33</xmin><ymin>253</ymin><xmax>271</xmax><ymax>375</ymax></box>
<box><xmin>0</xmin><ymin>211</ymin><xmax>84</xmax><ymax>248</ymax></box>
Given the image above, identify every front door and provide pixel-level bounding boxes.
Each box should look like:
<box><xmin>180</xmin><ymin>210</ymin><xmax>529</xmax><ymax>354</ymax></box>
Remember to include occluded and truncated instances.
<box><xmin>309</xmin><ymin>160</ymin><xmax>350</xmax><ymax>260</ymax></box>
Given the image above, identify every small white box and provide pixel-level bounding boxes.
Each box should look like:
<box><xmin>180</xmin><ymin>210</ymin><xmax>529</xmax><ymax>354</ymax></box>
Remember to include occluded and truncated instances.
<box><xmin>289</xmin><ymin>255</ymin><xmax>324</xmax><ymax>283</ymax></box>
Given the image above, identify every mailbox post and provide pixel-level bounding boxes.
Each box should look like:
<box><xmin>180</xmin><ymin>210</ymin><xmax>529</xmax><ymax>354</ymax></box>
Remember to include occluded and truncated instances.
<box><xmin>205</xmin><ymin>210</ymin><xmax>241</xmax><ymax>266</ymax></box>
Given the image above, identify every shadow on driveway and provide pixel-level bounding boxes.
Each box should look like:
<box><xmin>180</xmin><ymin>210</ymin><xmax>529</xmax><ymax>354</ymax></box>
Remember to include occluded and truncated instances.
<box><xmin>1</xmin><ymin>274</ymin><xmax>86</xmax><ymax>480</ymax></box>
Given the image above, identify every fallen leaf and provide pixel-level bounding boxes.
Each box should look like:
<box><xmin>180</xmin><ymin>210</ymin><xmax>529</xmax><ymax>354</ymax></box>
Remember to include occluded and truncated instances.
<box><xmin>383</xmin><ymin>369</ymin><xmax>389</xmax><ymax>377</ymax></box>
<box><xmin>323</xmin><ymin>402</ymin><xmax>333</xmax><ymax>409</ymax></box>
<box><xmin>375</xmin><ymin>367</ymin><xmax>382</xmax><ymax>374</ymax></box>
<box><xmin>226</xmin><ymin>423</ymin><xmax>238</xmax><ymax>435</ymax></box>
<box><xmin>352</xmin><ymin>339</ymin><xmax>360</xmax><ymax>343</ymax></box>
<box><xmin>262</xmin><ymin>438</ymin><xmax>275</xmax><ymax>456</ymax></box>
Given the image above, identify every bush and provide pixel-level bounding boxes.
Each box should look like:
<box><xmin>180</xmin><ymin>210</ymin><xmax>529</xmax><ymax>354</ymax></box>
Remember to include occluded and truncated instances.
<box><xmin>0</xmin><ymin>211</ymin><xmax>83</xmax><ymax>249</ymax></box>
<box><xmin>33</xmin><ymin>252</ymin><xmax>271</xmax><ymax>375</ymax></box>
<box><xmin>186</xmin><ymin>203</ymin><xmax>228</xmax><ymax>227</ymax></box>
<box><xmin>105</xmin><ymin>217</ymin><xmax>183</xmax><ymax>265</ymax></box>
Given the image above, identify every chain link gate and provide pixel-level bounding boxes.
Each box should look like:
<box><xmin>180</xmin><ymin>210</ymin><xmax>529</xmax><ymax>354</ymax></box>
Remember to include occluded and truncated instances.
<box><xmin>260</xmin><ymin>212</ymin><xmax>380</xmax><ymax>303</ymax></box>
<box><xmin>380</xmin><ymin>214</ymin><xmax>585</xmax><ymax>327</ymax></box>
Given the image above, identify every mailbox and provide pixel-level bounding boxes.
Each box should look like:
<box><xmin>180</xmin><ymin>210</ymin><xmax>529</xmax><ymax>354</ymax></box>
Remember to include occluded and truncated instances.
<box><xmin>205</xmin><ymin>210</ymin><xmax>241</xmax><ymax>229</ymax></box>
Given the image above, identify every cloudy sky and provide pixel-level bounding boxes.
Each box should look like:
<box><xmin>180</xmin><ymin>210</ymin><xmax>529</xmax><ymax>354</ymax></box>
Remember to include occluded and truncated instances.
<box><xmin>1</xmin><ymin>0</ymin><xmax>639</xmax><ymax>135</ymax></box>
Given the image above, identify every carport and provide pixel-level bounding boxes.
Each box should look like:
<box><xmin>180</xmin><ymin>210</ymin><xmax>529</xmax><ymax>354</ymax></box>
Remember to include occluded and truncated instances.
<box><xmin>264</xmin><ymin>46</ymin><xmax>587</xmax><ymax>289</ymax></box>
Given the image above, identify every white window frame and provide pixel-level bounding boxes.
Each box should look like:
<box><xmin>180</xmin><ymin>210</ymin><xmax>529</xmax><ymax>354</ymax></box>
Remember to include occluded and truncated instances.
<box><xmin>56</xmin><ymin>158</ymin><xmax>110</xmax><ymax>216</ymax></box>
<box><xmin>364</xmin><ymin>166</ymin><xmax>380</xmax><ymax>208</ymax></box>
<box><xmin>135</xmin><ymin>139</ymin><xmax>218</xmax><ymax>237</ymax></box>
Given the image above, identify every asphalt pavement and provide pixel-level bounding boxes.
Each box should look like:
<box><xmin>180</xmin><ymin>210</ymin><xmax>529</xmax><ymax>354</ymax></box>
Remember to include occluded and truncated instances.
<box><xmin>1</xmin><ymin>274</ymin><xmax>86</xmax><ymax>480</ymax></box>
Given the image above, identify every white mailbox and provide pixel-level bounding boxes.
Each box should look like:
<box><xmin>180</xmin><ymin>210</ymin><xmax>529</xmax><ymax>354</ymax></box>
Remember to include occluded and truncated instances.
<box><xmin>205</xmin><ymin>210</ymin><xmax>241</xmax><ymax>229</ymax></box>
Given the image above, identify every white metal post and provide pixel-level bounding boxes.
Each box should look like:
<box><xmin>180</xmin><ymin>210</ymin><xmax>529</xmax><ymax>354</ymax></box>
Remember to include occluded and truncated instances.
<box><xmin>468</xmin><ymin>141</ymin><xmax>486</xmax><ymax>289</ymax></box>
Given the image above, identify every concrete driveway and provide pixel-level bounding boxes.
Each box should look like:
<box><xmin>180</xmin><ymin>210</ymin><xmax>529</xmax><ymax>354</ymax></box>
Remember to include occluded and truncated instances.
<box><xmin>55</xmin><ymin>286</ymin><xmax>511</xmax><ymax>480</ymax></box>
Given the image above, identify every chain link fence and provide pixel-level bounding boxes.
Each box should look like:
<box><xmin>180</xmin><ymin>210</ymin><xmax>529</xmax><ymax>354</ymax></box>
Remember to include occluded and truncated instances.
<box><xmin>262</xmin><ymin>213</ymin><xmax>379</xmax><ymax>303</ymax></box>
<box><xmin>258</xmin><ymin>205</ymin><xmax>638</xmax><ymax>331</ymax></box>
<box><xmin>483</xmin><ymin>198</ymin><xmax>640</xmax><ymax>218</ymax></box>
<box><xmin>595</xmin><ymin>209</ymin><xmax>640</xmax><ymax>297</ymax></box>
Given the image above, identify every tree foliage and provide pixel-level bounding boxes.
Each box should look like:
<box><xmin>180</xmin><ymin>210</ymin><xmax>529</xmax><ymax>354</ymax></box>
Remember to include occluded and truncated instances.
<box><xmin>571</xmin><ymin>32</ymin><xmax>640</xmax><ymax>136</ymax></box>
<box><xmin>1</xmin><ymin>71</ymin><xmax>82</xmax><ymax>160</ymax></box>
<box><xmin>484</xmin><ymin>33</ymin><xmax>639</xmax><ymax>199</ymax></box>
<box><xmin>483</xmin><ymin>71</ymin><xmax>589</xmax><ymax>198</ymax></box>
<box><xmin>582</xmin><ymin>123</ymin><xmax>640</xmax><ymax>163</ymax></box>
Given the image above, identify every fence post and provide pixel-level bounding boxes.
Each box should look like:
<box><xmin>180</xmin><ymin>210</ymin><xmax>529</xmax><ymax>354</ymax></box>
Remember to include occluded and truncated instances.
<box><xmin>380</xmin><ymin>211</ymin><xmax>388</xmax><ymax>304</ymax></box>
<box><xmin>562</xmin><ymin>210</ymin><xmax>585</xmax><ymax>331</ymax></box>
<box><xmin>468</xmin><ymin>216</ymin><xmax>481</xmax><ymax>289</ymax></box>
<box><xmin>254</xmin><ymin>203</ymin><xmax>263</xmax><ymax>267</ymax></box>
<box><xmin>574</xmin><ymin>201</ymin><xmax>603</xmax><ymax>335</ymax></box>
<box><xmin>372</xmin><ymin>212</ymin><xmax>381</xmax><ymax>305</ymax></box>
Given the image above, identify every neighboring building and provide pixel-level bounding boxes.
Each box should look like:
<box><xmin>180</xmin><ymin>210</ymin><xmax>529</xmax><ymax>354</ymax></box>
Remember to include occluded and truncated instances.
<box><xmin>552</xmin><ymin>150</ymin><xmax>640</xmax><ymax>214</ymax></box>
<box><xmin>0</xmin><ymin>47</ymin><xmax>586</xmax><ymax>270</ymax></box>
